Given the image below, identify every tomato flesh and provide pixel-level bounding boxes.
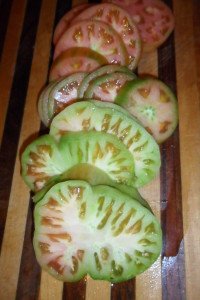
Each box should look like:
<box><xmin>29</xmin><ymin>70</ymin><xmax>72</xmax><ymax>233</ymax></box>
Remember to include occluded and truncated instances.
<box><xmin>33</xmin><ymin>180</ymin><xmax>162</xmax><ymax>282</ymax></box>
<box><xmin>53</xmin><ymin>3</ymin><xmax>92</xmax><ymax>45</ymax></box>
<box><xmin>48</xmin><ymin>72</ymin><xmax>87</xmax><ymax>121</ymax></box>
<box><xmin>53</xmin><ymin>20</ymin><xmax>129</xmax><ymax>66</ymax></box>
<box><xmin>49</xmin><ymin>48</ymin><xmax>108</xmax><ymax>81</ymax></box>
<box><xmin>105</xmin><ymin>0</ymin><xmax>174</xmax><ymax>51</ymax></box>
<box><xmin>72</xmin><ymin>3</ymin><xmax>141</xmax><ymax>69</ymax></box>
<box><xmin>115</xmin><ymin>78</ymin><xmax>178</xmax><ymax>143</ymax></box>
<box><xmin>84</xmin><ymin>72</ymin><xmax>136</xmax><ymax>102</ymax></box>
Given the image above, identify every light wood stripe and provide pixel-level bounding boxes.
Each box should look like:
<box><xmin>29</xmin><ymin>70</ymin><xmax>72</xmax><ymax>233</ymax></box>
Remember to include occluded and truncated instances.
<box><xmin>38</xmin><ymin>272</ymin><xmax>63</xmax><ymax>300</ymax></box>
<box><xmin>0</xmin><ymin>0</ymin><xmax>56</xmax><ymax>299</ymax></box>
<box><xmin>136</xmin><ymin>51</ymin><xmax>162</xmax><ymax>300</ymax></box>
<box><xmin>86</xmin><ymin>276</ymin><xmax>111</xmax><ymax>300</ymax></box>
<box><xmin>174</xmin><ymin>0</ymin><xmax>200</xmax><ymax>298</ymax></box>
<box><xmin>0</xmin><ymin>0</ymin><xmax>27</xmax><ymax>144</ymax></box>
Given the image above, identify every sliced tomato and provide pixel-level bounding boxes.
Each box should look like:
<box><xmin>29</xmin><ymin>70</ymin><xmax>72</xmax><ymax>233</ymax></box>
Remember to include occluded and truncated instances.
<box><xmin>33</xmin><ymin>180</ymin><xmax>162</xmax><ymax>282</ymax></box>
<box><xmin>78</xmin><ymin>64</ymin><xmax>133</xmax><ymax>98</ymax></box>
<box><xmin>21</xmin><ymin>131</ymin><xmax>136</xmax><ymax>193</ymax></box>
<box><xmin>53</xmin><ymin>3</ymin><xmax>92</xmax><ymax>45</ymax></box>
<box><xmin>104</xmin><ymin>0</ymin><xmax>175</xmax><ymax>51</ymax></box>
<box><xmin>50</xmin><ymin>101</ymin><xmax>161</xmax><ymax>188</ymax></box>
<box><xmin>84</xmin><ymin>72</ymin><xmax>136</xmax><ymax>102</ymax></box>
<box><xmin>53</xmin><ymin>20</ymin><xmax>129</xmax><ymax>66</ymax></box>
<box><xmin>49</xmin><ymin>47</ymin><xmax>108</xmax><ymax>81</ymax></box>
<box><xmin>115</xmin><ymin>78</ymin><xmax>178</xmax><ymax>143</ymax></box>
<box><xmin>72</xmin><ymin>3</ymin><xmax>142</xmax><ymax>69</ymax></box>
<box><xmin>38</xmin><ymin>81</ymin><xmax>58</xmax><ymax>127</ymax></box>
<box><xmin>48</xmin><ymin>72</ymin><xmax>87</xmax><ymax>121</ymax></box>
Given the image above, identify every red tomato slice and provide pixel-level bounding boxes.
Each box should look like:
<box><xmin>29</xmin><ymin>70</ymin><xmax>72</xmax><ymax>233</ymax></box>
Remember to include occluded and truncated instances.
<box><xmin>53</xmin><ymin>20</ymin><xmax>129</xmax><ymax>65</ymax></box>
<box><xmin>49</xmin><ymin>47</ymin><xmax>108</xmax><ymax>81</ymax></box>
<box><xmin>53</xmin><ymin>3</ymin><xmax>92</xmax><ymax>45</ymax></box>
<box><xmin>104</xmin><ymin>0</ymin><xmax>175</xmax><ymax>51</ymax></box>
<box><xmin>72</xmin><ymin>3</ymin><xmax>141</xmax><ymax>69</ymax></box>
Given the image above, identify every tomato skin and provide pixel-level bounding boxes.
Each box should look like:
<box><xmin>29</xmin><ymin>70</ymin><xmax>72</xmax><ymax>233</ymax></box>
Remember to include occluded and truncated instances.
<box><xmin>49</xmin><ymin>47</ymin><xmax>108</xmax><ymax>81</ymax></box>
<box><xmin>72</xmin><ymin>3</ymin><xmax>142</xmax><ymax>69</ymax></box>
<box><xmin>104</xmin><ymin>0</ymin><xmax>175</xmax><ymax>51</ymax></box>
<box><xmin>53</xmin><ymin>3</ymin><xmax>92</xmax><ymax>45</ymax></box>
<box><xmin>38</xmin><ymin>81</ymin><xmax>58</xmax><ymax>127</ymax></box>
<box><xmin>53</xmin><ymin>20</ymin><xmax>129</xmax><ymax>66</ymax></box>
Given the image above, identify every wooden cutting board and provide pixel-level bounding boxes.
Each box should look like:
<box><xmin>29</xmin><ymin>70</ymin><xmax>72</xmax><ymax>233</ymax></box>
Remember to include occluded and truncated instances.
<box><xmin>0</xmin><ymin>0</ymin><xmax>199</xmax><ymax>299</ymax></box>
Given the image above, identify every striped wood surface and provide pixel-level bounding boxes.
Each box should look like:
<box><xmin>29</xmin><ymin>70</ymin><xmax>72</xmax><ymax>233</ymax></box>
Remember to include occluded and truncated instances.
<box><xmin>0</xmin><ymin>0</ymin><xmax>199</xmax><ymax>299</ymax></box>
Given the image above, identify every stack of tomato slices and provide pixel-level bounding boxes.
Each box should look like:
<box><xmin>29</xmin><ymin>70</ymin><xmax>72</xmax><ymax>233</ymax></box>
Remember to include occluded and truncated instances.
<box><xmin>21</xmin><ymin>0</ymin><xmax>178</xmax><ymax>284</ymax></box>
<box><xmin>51</xmin><ymin>1</ymin><xmax>174</xmax><ymax>79</ymax></box>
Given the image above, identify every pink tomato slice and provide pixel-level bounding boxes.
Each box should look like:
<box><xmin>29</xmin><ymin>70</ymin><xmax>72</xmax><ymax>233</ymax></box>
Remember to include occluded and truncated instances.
<box><xmin>104</xmin><ymin>0</ymin><xmax>175</xmax><ymax>51</ymax></box>
<box><xmin>49</xmin><ymin>47</ymin><xmax>108</xmax><ymax>81</ymax></box>
<box><xmin>53</xmin><ymin>20</ymin><xmax>129</xmax><ymax>66</ymax></box>
<box><xmin>53</xmin><ymin>3</ymin><xmax>92</xmax><ymax>45</ymax></box>
<box><xmin>72</xmin><ymin>3</ymin><xmax>142</xmax><ymax>69</ymax></box>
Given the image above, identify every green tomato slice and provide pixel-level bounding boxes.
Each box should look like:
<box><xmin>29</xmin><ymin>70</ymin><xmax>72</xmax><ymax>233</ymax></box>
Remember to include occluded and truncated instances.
<box><xmin>21</xmin><ymin>131</ymin><xmax>135</xmax><ymax>193</ymax></box>
<box><xmin>38</xmin><ymin>81</ymin><xmax>58</xmax><ymax>127</ymax></box>
<box><xmin>50</xmin><ymin>101</ymin><xmax>161</xmax><ymax>187</ymax></box>
<box><xmin>33</xmin><ymin>164</ymin><xmax>151</xmax><ymax>213</ymax></box>
<box><xmin>33</xmin><ymin>180</ymin><xmax>162</xmax><ymax>282</ymax></box>
<box><xmin>115</xmin><ymin>78</ymin><xmax>178</xmax><ymax>143</ymax></box>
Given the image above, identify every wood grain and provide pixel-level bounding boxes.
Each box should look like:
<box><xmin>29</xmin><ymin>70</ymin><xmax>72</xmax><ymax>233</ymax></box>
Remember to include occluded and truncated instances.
<box><xmin>0</xmin><ymin>0</ymin><xmax>27</xmax><ymax>143</ymax></box>
<box><xmin>174</xmin><ymin>0</ymin><xmax>200</xmax><ymax>298</ymax></box>
<box><xmin>0</xmin><ymin>0</ymin><xmax>56</xmax><ymax>299</ymax></box>
<box><xmin>0</xmin><ymin>0</ymin><xmax>200</xmax><ymax>299</ymax></box>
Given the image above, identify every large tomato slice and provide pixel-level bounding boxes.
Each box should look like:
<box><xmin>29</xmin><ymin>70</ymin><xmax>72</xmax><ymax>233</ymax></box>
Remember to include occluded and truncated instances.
<box><xmin>50</xmin><ymin>101</ymin><xmax>161</xmax><ymax>188</ymax></box>
<box><xmin>105</xmin><ymin>0</ymin><xmax>175</xmax><ymax>51</ymax></box>
<box><xmin>53</xmin><ymin>3</ymin><xmax>92</xmax><ymax>45</ymax></box>
<box><xmin>72</xmin><ymin>3</ymin><xmax>142</xmax><ymax>69</ymax></box>
<box><xmin>49</xmin><ymin>47</ymin><xmax>108</xmax><ymax>81</ymax></box>
<box><xmin>33</xmin><ymin>180</ymin><xmax>162</xmax><ymax>282</ymax></box>
<box><xmin>53</xmin><ymin>20</ymin><xmax>129</xmax><ymax>66</ymax></box>
<box><xmin>21</xmin><ymin>131</ymin><xmax>135</xmax><ymax>193</ymax></box>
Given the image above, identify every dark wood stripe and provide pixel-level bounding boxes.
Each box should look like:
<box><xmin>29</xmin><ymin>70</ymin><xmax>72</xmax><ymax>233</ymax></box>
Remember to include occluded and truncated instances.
<box><xmin>0</xmin><ymin>0</ymin><xmax>42</xmax><ymax>250</ymax></box>
<box><xmin>111</xmin><ymin>279</ymin><xmax>135</xmax><ymax>300</ymax></box>
<box><xmin>158</xmin><ymin>1</ymin><xmax>186</xmax><ymax>299</ymax></box>
<box><xmin>16</xmin><ymin>199</ymin><xmax>41</xmax><ymax>300</ymax></box>
<box><xmin>63</xmin><ymin>281</ymin><xmax>87</xmax><ymax>300</ymax></box>
<box><xmin>89</xmin><ymin>0</ymin><xmax>101</xmax><ymax>3</ymax></box>
<box><xmin>0</xmin><ymin>0</ymin><xmax>13</xmax><ymax>61</ymax></box>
